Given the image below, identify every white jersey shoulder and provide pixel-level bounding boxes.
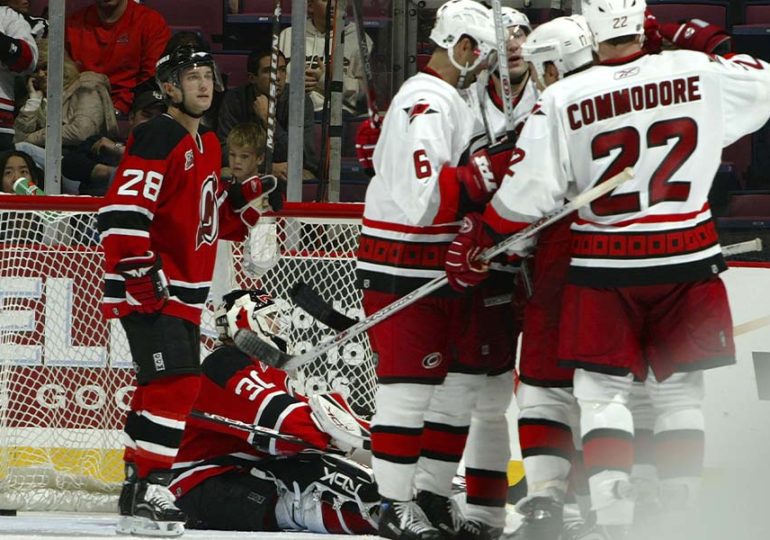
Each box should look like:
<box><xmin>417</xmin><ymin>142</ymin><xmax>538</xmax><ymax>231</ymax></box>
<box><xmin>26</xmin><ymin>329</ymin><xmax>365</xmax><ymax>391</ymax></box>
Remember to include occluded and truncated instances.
<box><xmin>366</xmin><ymin>72</ymin><xmax>476</xmax><ymax>227</ymax></box>
<box><xmin>467</xmin><ymin>76</ymin><xmax>539</xmax><ymax>151</ymax></box>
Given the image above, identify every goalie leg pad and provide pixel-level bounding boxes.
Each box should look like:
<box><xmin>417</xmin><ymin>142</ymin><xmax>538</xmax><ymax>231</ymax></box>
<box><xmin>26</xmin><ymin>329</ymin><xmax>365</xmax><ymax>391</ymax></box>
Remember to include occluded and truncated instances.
<box><xmin>255</xmin><ymin>453</ymin><xmax>378</xmax><ymax>534</ymax></box>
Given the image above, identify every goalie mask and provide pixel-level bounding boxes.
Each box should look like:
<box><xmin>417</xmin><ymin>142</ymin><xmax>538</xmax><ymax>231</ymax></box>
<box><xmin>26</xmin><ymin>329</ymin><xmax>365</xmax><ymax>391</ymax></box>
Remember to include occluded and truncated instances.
<box><xmin>215</xmin><ymin>289</ymin><xmax>289</xmax><ymax>352</ymax></box>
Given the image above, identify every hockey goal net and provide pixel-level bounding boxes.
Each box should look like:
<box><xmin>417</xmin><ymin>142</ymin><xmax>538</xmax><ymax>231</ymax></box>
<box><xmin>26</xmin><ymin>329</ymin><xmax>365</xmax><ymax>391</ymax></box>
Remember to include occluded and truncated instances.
<box><xmin>0</xmin><ymin>196</ymin><xmax>374</xmax><ymax>511</ymax></box>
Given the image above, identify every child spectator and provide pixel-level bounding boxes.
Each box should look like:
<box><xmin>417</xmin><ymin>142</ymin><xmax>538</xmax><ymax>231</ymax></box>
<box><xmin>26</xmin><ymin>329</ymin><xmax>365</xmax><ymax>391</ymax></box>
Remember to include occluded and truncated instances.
<box><xmin>14</xmin><ymin>40</ymin><xmax>118</xmax><ymax>148</ymax></box>
<box><xmin>218</xmin><ymin>47</ymin><xmax>319</xmax><ymax>180</ymax></box>
<box><xmin>66</xmin><ymin>0</ymin><xmax>170</xmax><ymax>114</ymax></box>
<box><xmin>0</xmin><ymin>147</ymin><xmax>40</xmax><ymax>194</ymax></box>
<box><xmin>225</xmin><ymin>122</ymin><xmax>267</xmax><ymax>186</ymax></box>
<box><xmin>278</xmin><ymin>0</ymin><xmax>373</xmax><ymax>115</ymax></box>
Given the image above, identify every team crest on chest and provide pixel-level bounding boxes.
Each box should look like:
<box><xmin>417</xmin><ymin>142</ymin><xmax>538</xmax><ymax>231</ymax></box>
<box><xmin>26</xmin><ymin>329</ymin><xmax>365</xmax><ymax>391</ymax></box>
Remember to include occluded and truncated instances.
<box><xmin>196</xmin><ymin>174</ymin><xmax>219</xmax><ymax>249</ymax></box>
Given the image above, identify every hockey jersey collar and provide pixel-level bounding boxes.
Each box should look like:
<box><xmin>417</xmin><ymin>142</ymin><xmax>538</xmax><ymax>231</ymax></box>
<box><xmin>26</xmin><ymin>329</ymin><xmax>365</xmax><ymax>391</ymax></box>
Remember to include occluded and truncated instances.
<box><xmin>600</xmin><ymin>49</ymin><xmax>647</xmax><ymax>66</ymax></box>
<box><xmin>420</xmin><ymin>66</ymin><xmax>444</xmax><ymax>81</ymax></box>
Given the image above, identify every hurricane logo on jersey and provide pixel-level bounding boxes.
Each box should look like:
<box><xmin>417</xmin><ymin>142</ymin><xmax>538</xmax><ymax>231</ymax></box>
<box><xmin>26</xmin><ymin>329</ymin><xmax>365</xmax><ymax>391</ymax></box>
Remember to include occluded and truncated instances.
<box><xmin>403</xmin><ymin>100</ymin><xmax>438</xmax><ymax>124</ymax></box>
<box><xmin>196</xmin><ymin>174</ymin><xmax>219</xmax><ymax>249</ymax></box>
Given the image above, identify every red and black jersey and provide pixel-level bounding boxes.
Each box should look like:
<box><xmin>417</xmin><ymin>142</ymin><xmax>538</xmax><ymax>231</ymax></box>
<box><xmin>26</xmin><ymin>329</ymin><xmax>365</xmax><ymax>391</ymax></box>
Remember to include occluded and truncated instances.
<box><xmin>170</xmin><ymin>346</ymin><xmax>330</xmax><ymax>499</ymax></box>
<box><xmin>98</xmin><ymin>114</ymin><xmax>248</xmax><ymax>324</ymax></box>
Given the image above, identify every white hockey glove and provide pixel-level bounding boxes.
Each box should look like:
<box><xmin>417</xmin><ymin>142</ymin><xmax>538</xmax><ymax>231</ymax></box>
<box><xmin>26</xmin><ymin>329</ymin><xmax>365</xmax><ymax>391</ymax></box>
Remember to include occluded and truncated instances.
<box><xmin>308</xmin><ymin>392</ymin><xmax>371</xmax><ymax>454</ymax></box>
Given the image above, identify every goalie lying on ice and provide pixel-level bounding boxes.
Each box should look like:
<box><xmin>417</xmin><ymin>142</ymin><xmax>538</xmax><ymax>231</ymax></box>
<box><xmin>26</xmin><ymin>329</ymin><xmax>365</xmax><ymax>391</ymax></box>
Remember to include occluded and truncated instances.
<box><xmin>169</xmin><ymin>288</ymin><xmax>378</xmax><ymax>534</ymax></box>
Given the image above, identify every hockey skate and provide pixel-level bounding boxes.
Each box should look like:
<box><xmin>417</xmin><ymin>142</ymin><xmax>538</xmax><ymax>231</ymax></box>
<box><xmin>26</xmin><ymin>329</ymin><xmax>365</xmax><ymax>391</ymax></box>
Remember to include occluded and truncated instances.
<box><xmin>503</xmin><ymin>497</ymin><xmax>563</xmax><ymax>540</ymax></box>
<box><xmin>415</xmin><ymin>490</ymin><xmax>463</xmax><ymax>539</ymax></box>
<box><xmin>379</xmin><ymin>498</ymin><xmax>443</xmax><ymax>540</ymax></box>
<box><xmin>457</xmin><ymin>518</ymin><xmax>504</xmax><ymax>540</ymax></box>
<box><xmin>116</xmin><ymin>463</ymin><xmax>138</xmax><ymax>535</ymax></box>
<box><xmin>117</xmin><ymin>471</ymin><xmax>185</xmax><ymax>537</ymax></box>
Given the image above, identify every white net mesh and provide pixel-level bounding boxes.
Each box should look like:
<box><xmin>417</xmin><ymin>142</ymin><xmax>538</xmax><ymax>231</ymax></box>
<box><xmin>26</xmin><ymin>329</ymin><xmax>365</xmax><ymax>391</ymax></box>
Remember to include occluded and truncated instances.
<box><xmin>0</xmin><ymin>199</ymin><xmax>374</xmax><ymax>511</ymax></box>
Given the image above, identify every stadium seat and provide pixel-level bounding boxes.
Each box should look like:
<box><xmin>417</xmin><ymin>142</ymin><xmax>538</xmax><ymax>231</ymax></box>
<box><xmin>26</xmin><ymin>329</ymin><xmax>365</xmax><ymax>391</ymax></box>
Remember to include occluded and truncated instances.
<box><xmin>143</xmin><ymin>0</ymin><xmax>223</xmax><ymax>49</ymax></box>
<box><xmin>212</xmin><ymin>53</ymin><xmax>248</xmax><ymax>88</ymax></box>
<box><xmin>647</xmin><ymin>1</ymin><xmax>729</xmax><ymax>28</ymax></box>
<box><xmin>745</xmin><ymin>2</ymin><xmax>770</xmax><ymax>25</ymax></box>
<box><xmin>726</xmin><ymin>192</ymin><xmax>770</xmax><ymax>217</ymax></box>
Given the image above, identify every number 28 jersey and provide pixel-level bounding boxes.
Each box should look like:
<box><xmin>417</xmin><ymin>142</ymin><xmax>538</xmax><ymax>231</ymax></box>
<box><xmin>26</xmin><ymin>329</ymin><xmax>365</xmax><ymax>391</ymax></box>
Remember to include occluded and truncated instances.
<box><xmin>484</xmin><ymin>50</ymin><xmax>770</xmax><ymax>287</ymax></box>
<box><xmin>98</xmin><ymin>114</ymin><xmax>248</xmax><ymax>324</ymax></box>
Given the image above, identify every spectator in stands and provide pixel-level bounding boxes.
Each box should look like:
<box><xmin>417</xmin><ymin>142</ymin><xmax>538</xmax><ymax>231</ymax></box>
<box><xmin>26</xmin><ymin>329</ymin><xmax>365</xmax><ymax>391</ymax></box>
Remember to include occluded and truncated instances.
<box><xmin>278</xmin><ymin>0</ymin><xmax>373</xmax><ymax>115</ymax></box>
<box><xmin>224</xmin><ymin>122</ymin><xmax>266</xmax><ymax>184</ymax></box>
<box><xmin>1</xmin><ymin>0</ymin><xmax>46</xmax><ymax>39</ymax></box>
<box><xmin>56</xmin><ymin>79</ymin><xmax>166</xmax><ymax>196</ymax></box>
<box><xmin>218</xmin><ymin>47</ymin><xmax>319</xmax><ymax>180</ymax></box>
<box><xmin>66</xmin><ymin>0</ymin><xmax>170</xmax><ymax>115</ymax></box>
<box><xmin>0</xmin><ymin>147</ymin><xmax>40</xmax><ymax>193</ymax></box>
<box><xmin>14</xmin><ymin>40</ymin><xmax>118</xmax><ymax>149</ymax></box>
<box><xmin>0</xmin><ymin>5</ymin><xmax>36</xmax><ymax>152</ymax></box>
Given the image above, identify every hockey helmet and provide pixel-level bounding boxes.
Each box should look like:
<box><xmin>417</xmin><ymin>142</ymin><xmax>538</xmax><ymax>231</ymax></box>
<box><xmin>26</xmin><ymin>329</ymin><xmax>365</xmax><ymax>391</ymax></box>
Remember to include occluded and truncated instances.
<box><xmin>582</xmin><ymin>0</ymin><xmax>646</xmax><ymax>44</ymax></box>
<box><xmin>522</xmin><ymin>16</ymin><xmax>595</xmax><ymax>88</ymax></box>
<box><xmin>430</xmin><ymin>0</ymin><xmax>497</xmax><ymax>78</ymax></box>
<box><xmin>155</xmin><ymin>45</ymin><xmax>224</xmax><ymax>93</ymax></box>
<box><xmin>214</xmin><ymin>289</ymin><xmax>289</xmax><ymax>351</ymax></box>
<box><xmin>501</xmin><ymin>7</ymin><xmax>532</xmax><ymax>36</ymax></box>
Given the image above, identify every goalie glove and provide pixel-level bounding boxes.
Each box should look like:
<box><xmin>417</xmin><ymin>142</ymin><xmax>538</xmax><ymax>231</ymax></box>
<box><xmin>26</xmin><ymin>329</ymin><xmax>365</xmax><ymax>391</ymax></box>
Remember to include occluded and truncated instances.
<box><xmin>308</xmin><ymin>392</ymin><xmax>371</xmax><ymax>453</ymax></box>
<box><xmin>115</xmin><ymin>251</ymin><xmax>169</xmax><ymax>313</ymax></box>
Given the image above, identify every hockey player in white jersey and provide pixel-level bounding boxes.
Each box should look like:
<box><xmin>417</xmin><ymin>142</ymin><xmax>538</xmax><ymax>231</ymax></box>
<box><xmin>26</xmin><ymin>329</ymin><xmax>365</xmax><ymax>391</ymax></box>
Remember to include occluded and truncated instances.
<box><xmin>354</xmin><ymin>1</ymin><xmax>512</xmax><ymax>539</ymax></box>
<box><xmin>499</xmin><ymin>17</ymin><xmax>596</xmax><ymax>540</ymax></box>
<box><xmin>444</xmin><ymin>0</ymin><xmax>770</xmax><ymax>538</ymax></box>
<box><xmin>415</xmin><ymin>8</ymin><xmax>535</xmax><ymax>540</ymax></box>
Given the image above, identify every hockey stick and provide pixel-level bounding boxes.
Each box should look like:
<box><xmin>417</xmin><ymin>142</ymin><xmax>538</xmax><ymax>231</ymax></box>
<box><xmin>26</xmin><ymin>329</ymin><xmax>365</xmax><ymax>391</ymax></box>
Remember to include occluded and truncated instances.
<box><xmin>262</xmin><ymin>0</ymin><xmax>282</xmax><ymax>175</ymax></box>
<box><xmin>722</xmin><ymin>238</ymin><xmax>763</xmax><ymax>257</ymax></box>
<box><xmin>234</xmin><ymin>167</ymin><xmax>635</xmax><ymax>370</ymax></box>
<box><xmin>190</xmin><ymin>410</ymin><xmax>318</xmax><ymax>451</ymax></box>
<box><xmin>350</xmin><ymin>0</ymin><xmax>380</xmax><ymax>126</ymax></box>
<box><xmin>490</xmin><ymin>0</ymin><xmax>516</xmax><ymax>142</ymax></box>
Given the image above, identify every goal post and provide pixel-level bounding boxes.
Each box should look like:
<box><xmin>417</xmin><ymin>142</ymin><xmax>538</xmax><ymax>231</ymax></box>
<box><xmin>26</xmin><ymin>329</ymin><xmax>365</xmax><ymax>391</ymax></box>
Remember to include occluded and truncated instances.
<box><xmin>0</xmin><ymin>196</ymin><xmax>374</xmax><ymax>511</ymax></box>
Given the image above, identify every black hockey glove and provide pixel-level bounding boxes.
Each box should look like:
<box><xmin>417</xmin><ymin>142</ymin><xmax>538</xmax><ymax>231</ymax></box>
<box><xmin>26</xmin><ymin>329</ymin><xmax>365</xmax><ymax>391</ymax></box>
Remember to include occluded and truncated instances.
<box><xmin>0</xmin><ymin>32</ymin><xmax>24</xmax><ymax>69</ymax></box>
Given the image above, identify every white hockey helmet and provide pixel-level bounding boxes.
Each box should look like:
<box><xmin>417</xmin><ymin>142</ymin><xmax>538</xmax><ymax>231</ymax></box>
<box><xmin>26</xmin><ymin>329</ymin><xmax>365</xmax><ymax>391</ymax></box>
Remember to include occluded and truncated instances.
<box><xmin>501</xmin><ymin>7</ymin><xmax>532</xmax><ymax>35</ymax></box>
<box><xmin>582</xmin><ymin>0</ymin><xmax>646</xmax><ymax>44</ymax></box>
<box><xmin>214</xmin><ymin>289</ymin><xmax>289</xmax><ymax>351</ymax></box>
<box><xmin>430</xmin><ymin>0</ymin><xmax>497</xmax><ymax>78</ymax></box>
<box><xmin>522</xmin><ymin>16</ymin><xmax>595</xmax><ymax>88</ymax></box>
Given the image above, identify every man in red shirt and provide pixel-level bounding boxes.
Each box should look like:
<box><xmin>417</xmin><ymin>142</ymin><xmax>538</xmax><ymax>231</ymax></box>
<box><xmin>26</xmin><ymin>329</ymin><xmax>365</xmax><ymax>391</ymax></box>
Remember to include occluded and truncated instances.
<box><xmin>66</xmin><ymin>0</ymin><xmax>170</xmax><ymax>114</ymax></box>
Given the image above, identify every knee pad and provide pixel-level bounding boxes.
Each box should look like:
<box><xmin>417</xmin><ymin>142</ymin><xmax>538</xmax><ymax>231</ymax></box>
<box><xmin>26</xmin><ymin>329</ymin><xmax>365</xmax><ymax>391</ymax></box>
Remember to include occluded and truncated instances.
<box><xmin>425</xmin><ymin>372</ymin><xmax>487</xmax><ymax>426</ymax></box>
<box><xmin>372</xmin><ymin>383</ymin><xmax>434</xmax><ymax>429</ymax></box>
<box><xmin>474</xmin><ymin>371</ymin><xmax>515</xmax><ymax>419</ymax></box>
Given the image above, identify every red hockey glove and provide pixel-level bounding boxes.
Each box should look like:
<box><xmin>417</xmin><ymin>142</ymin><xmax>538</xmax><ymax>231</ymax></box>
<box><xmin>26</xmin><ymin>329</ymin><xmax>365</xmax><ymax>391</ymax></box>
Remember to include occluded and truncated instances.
<box><xmin>643</xmin><ymin>8</ymin><xmax>662</xmax><ymax>54</ymax></box>
<box><xmin>457</xmin><ymin>143</ymin><xmax>514</xmax><ymax>204</ymax></box>
<box><xmin>355</xmin><ymin>114</ymin><xmax>381</xmax><ymax>178</ymax></box>
<box><xmin>445</xmin><ymin>213</ymin><xmax>495</xmax><ymax>292</ymax></box>
<box><xmin>115</xmin><ymin>251</ymin><xmax>169</xmax><ymax>313</ymax></box>
<box><xmin>659</xmin><ymin>19</ymin><xmax>731</xmax><ymax>55</ymax></box>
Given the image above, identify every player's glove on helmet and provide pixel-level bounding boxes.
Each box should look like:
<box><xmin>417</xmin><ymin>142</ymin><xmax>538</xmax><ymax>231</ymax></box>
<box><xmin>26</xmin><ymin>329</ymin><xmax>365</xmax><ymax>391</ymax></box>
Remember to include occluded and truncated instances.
<box><xmin>355</xmin><ymin>113</ymin><xmax>381</xmax><ymax>178</ymax></box>
<box><xmin>115</xmin><ymin>251</ymin><xmax>169</xmax><ymax>313</ymax></box>
<box><xmin>643</xmin><ymin>9</ymin><xmax>663</xmax><ymax>54</ymax></box>
<box><xmin>445</xmin><ymin>213</ymin><xmax>495</xmax><ymax>292</ymax></box>
<box><xmin>659</xmin><ymin>19</ymin><xmax>731</xmax><ymax>55</ymax></box>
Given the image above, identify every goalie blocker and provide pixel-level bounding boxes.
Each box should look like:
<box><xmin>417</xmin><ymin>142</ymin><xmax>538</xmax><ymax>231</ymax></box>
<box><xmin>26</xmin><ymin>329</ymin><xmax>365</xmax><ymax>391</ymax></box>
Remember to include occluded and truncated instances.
<box><xmin>170</xmin><ymin>288</ymin><xmax>376</xmax><ymax>534</ymax></box>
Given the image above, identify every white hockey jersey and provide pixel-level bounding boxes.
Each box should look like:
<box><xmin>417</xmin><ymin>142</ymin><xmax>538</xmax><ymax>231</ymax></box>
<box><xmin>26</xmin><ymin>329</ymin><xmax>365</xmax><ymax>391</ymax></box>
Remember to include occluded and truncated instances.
<box><xmin>356</xmin><ymin>70</ymin><xmax>477</xmax><ymax>295</ymax></box>
<box><xmin>466</xmin><ymin>74</ymin><xmax>539</xmax><ymax>152</ymax></box>
<box><xmin>484</xmin><ymin>50</ymin><xmax>770</xmax><ymax>287</ymax></box>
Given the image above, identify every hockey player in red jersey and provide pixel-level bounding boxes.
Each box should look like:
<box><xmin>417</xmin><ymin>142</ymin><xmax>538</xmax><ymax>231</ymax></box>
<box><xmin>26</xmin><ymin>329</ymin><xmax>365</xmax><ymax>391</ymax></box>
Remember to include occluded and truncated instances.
<box><xmin>445</xmin><ymin>0</ymin><xmax>770</xmax><ymax>537</ymax></box>
<box><xmin>354</xmin><ymin>1</ymin><xmax>512</xmax><ymax>538</ymax></box>
<box><xmin>170</xmin><ymin>289</ymin><xmax>378</xmax><ymax>534</ymax></box>
<box><xmin>98</xmin><ymin>45</ymin><xmax>281</xmax><ymax>536</ymax></box>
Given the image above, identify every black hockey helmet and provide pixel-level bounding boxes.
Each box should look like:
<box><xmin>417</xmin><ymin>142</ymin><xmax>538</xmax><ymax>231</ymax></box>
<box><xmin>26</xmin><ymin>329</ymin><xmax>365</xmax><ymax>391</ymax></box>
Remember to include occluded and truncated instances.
<box><xmin>155</xmin><ymin>45</ymin><xmax>224</xmax><ymax>93</ymax></box>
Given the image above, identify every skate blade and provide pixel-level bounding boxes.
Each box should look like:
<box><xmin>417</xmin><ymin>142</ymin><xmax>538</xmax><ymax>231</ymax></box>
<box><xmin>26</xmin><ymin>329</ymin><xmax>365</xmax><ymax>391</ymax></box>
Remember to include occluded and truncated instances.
<box><xmin>117</xmin><ymin>515</ymin><xmax>184</xmax><ymax>537</ymax></box>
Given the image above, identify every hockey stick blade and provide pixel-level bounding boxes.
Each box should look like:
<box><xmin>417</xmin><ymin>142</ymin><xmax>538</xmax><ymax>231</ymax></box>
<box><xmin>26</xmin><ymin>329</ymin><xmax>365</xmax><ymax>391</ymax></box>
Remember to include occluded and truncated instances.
<box><xmin>233</xmin><ymin>328</ymin><xmax>294</xmax><ymax>369</ymax></box>
<box><xmin>237</xmin><ymin>168</ymin><xmax>635</xmax><ymax>371</ymax></box>
<box><xmin>722</xmin><ymin>238</ymin><xmax>763</xmax><ymax>257</ymax></box>
<box><xmin>290</xmin><ymin>282</ymin><xmax>358</xmax><ymax>331</ymax></box>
